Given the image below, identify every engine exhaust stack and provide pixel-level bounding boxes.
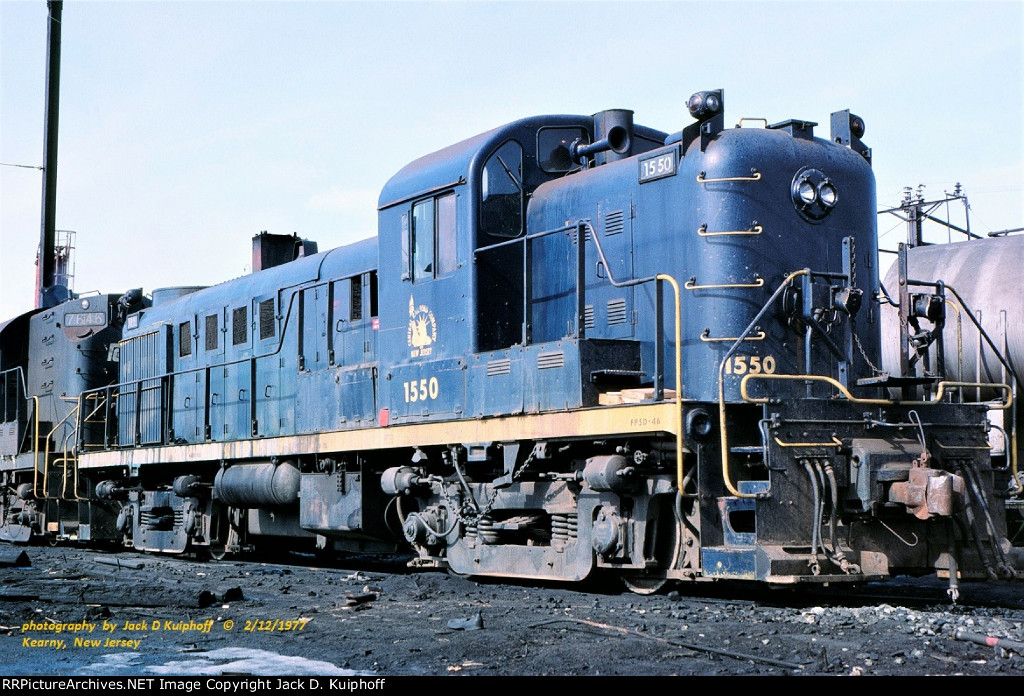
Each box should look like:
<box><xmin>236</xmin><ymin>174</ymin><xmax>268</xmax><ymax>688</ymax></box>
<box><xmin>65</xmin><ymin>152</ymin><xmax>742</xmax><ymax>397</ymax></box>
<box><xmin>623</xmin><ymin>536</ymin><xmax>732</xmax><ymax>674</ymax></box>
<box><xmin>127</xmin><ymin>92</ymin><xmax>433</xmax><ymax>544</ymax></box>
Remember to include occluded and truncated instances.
<box><xmin>251</xmin><ymin>231</ymin><xmax>319</xmax><ymax>272</ymax></box>
<box><xmin>570</xmin><ymin>109</ymin><xmax>634</xmax><ymax>167</ymax></box>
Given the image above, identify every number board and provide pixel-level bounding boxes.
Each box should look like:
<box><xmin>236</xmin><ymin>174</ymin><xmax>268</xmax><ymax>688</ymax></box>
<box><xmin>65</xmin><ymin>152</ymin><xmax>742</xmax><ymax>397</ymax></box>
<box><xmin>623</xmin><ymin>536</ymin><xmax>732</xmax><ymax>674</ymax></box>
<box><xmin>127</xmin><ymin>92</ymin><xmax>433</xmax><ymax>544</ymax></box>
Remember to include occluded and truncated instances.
<box><xmin>64</xmin><ymin>311</ymin><xmax>106</xmax><ymax>328</ymax></box>
<box><xmin>638</xmin><ymin>149</ymin><xmax>678</xmax><ymax>184</ymax></box>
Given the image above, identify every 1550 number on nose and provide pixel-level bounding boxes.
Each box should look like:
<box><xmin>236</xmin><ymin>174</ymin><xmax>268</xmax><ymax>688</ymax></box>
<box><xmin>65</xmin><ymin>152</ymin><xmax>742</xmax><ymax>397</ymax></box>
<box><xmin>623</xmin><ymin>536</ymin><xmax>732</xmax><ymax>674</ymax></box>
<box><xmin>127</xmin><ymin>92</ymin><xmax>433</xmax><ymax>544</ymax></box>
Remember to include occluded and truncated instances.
<box><xmin>723</xmin><ymin>355</ymin><xmax>776</xmax><ymax>375</ymax></box>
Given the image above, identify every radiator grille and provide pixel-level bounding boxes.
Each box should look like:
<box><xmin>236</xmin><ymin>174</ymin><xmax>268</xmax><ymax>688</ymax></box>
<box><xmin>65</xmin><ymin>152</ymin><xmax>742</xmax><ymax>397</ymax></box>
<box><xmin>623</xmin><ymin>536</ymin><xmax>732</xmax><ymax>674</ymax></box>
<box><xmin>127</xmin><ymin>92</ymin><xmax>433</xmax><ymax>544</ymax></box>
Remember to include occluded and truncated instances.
<box><xmin>537</xmin><ymin>352</ymin><xmax>565</xmax><ymax>370</ymax></box>
<box><xmin>232</xmin><ymin>306</ymin><xmax>247</xmax><ymax>345</ymax></box>
<box><xmin>178</xmin><ymin>321</ymin><xmax>192</xmax><ymax>357</ymax></box>
<box><xmin>487</xmin><ymin>359</ymin><xmax>511</xmax><ymax>376</ymax></box>
<box><xmin>205</xmin><ymin>314</ymin><xmax>218</xmax><ymax>351</ymax></box>
<box><xmin>351</xmin><ymin>277</ymin><xmax>363</xmax><ymax>321</ymax></box>
<box><xmin>607</xmin><ymin>298</ymin><xmax>627</xmax><ymax>326</ymax></box>
<box><xmin>259</xmin><ymin>299</ymin><xmax>276</xmax><ymax>340</ymax></box>
<box><xmin>604</xmin><ymin>209</ymin><xmax>625</xmax><ymax>236</ymax></box>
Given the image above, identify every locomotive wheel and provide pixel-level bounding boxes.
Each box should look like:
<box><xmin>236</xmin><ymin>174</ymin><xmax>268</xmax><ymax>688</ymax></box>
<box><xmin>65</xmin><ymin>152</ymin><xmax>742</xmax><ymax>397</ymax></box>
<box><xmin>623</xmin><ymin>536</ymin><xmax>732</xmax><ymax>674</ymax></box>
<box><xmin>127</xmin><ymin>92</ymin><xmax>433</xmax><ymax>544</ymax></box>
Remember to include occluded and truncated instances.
<box><xmin>620</xmin><ymin>494</ymin><xmax>683</xmax><ymax>595</ymax></box>
<box><xmin>208</xmin><ymin>529</ymin><xmax>238</xmax><ymax>561</ymax></box>
<box><xmin>208</xmin><ymin>508</ymin><xmax>240</xmax><ymax>561</ymax></box>
<box><xmin>621</xmin><ymin>573</ymin><xmax>669</xmax><ymax>595</ymax></box>
<box><xmin>447</xmin><ymin>565</ymin><xmax>472</xmax><ymax>579</ymax></box>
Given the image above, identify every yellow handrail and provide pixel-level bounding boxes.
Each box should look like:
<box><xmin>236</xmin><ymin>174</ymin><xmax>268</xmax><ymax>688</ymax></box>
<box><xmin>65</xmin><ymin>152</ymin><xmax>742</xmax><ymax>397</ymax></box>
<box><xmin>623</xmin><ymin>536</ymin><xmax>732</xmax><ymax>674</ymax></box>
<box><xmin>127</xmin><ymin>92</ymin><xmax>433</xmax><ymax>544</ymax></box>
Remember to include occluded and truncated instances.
<box><xmin>697</xmin><ymin>224</ymin><xmax>763</xmax><ymax>237</ymax></box>
<box><xmin>686</xmin><ymin>276</ymin><xmax>764</xmax><ymax>291</ymax></box>
<box><xmin>578</xmin><ymin>218</ymin><xmax>686</xmax><ymax>495</ymax></box>
<box><xmin>740</xmin><ymin>373</ymin><xmax>1013</xmax><ymax>409</ymax></box>
<box><xmin>655</xmin><ymin>274</ymin><xmax>684</xmax><ymax>493</ymax></box>
<box><xmin>700</xmin><ymin>329</ymin><xmax>766</xmax><ymax>343</ymax></box>
<box><xmin>773</xmin><ymin>435</ymin><xmax>843</xmax><ymax>449</ymax></box>
<box><xmin>41</xmin><ymin>402</ymin><xmax>81</xmax><ymax>501</ymax></box>
<box><xmin>718</xmin><ymin>270</ymin><xmax>810</xmax><ymax>499</ymax></box>
<box><xmin>697</xmin><ymin>171</ymin><xmax>762</xmax><ymax>184</ymax></box>
<box><xmin>741</xmin><ymin>373</ymin><xmax>889</xmax><ymax>405</ymax></box>
<box><xmin>31</xmin><ymin>396</ymin><xmax>42</xmax><ymax>498</ymax></box>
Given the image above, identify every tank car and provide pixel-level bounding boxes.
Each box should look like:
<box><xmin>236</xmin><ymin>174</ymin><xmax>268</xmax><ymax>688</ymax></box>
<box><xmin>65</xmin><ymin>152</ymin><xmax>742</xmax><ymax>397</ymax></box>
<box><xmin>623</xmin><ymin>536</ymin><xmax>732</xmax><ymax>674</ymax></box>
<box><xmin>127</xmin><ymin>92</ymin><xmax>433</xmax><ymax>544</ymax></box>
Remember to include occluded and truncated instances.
<box><xmin>5</xmin><ymin>90</ymin><xmax>1020</xmax><ymax>593</ymax></box>
<box><xmin>881</xmin><ymin>235</ymin><xmax>1024</xmax><ymax>547</ymax></box>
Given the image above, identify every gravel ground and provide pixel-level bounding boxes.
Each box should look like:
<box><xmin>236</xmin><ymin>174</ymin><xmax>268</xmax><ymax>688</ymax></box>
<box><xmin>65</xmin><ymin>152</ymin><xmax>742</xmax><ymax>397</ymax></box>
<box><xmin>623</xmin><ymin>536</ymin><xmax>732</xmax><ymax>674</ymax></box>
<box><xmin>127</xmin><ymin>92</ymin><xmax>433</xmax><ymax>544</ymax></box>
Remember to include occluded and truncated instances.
<box><xmin>1</xmin><ymin>545</ymin><xmax>1023</xmax><ymax>677</ymax></box>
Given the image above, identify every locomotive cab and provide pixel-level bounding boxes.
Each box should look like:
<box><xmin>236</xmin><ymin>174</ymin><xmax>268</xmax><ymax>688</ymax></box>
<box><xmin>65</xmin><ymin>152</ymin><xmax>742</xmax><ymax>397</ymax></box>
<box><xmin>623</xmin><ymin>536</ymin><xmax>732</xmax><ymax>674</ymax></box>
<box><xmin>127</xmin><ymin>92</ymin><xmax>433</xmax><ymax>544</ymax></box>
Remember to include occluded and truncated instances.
<box><xmin>375</xmin><ymin>113</ymin><xmax>670</xmax><ymax>425</ymax></box>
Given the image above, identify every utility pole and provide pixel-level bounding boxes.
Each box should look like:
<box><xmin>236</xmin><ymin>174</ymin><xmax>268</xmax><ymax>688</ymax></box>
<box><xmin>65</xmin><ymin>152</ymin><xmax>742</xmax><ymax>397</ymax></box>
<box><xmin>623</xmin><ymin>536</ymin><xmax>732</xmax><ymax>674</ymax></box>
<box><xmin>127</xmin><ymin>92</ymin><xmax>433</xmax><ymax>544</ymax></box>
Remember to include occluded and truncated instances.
<box><xmin>37</xmin><ymin>1</ymin><xmax>65</xmax><ymax>309</ymax></box>
<box><xmin>878</xmin><ymin>183</ymin><xmax>978</xmax><ymax>248</ymax></box>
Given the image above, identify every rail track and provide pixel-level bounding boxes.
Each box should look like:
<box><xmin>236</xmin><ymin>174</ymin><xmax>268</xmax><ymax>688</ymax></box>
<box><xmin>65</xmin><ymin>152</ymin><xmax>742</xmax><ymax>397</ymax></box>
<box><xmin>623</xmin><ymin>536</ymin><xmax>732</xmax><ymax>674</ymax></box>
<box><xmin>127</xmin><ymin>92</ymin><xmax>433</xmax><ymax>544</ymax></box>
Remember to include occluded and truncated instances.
<box><xmin>1</xmin><ymin>544</ymin><xmax>1022</xmax><ymax>676</ymax></box>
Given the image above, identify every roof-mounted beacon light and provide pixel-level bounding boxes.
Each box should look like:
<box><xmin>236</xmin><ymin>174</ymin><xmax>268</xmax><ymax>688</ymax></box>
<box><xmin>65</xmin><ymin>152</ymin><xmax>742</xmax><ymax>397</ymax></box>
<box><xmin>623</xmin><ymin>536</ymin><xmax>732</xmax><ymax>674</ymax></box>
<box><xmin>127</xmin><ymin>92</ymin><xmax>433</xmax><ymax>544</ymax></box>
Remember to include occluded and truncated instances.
<box><xmin>687</xmin><ymin>91</ymin><xmax>722</xmax><ymax>121</ymax></box>
<box><xmin>830</xmin><ymin>109</ymin><xmax>871</xmax><ymax>164</ymax></box>
<box><xmin>849</xmin><ymin>114</ymin><xmax>865</xmax><ymax>139</ymax></box>
<box><xmin>682</xmin><ymin>89</ymin><xmax>725</xmax><ymax>153</ymax></box>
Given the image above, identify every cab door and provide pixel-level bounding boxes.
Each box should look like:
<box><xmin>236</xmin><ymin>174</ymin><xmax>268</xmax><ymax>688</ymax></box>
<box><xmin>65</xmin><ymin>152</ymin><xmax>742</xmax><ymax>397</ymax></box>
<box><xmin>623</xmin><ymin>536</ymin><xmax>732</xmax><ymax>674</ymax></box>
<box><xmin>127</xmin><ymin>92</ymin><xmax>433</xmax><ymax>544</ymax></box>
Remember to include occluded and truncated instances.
<box><xmin>204</xmin><ymin>309</ymin><xmax>226</xmax><ymax>441</ymax></box>
<box><xmin>296</xmin><ymin>284</ymin><xmax>332</xmax><ymax>432</ymax></box>
<box><xmin>172</xmin><ymin>316</ymin><xmax>201</xmax><ymax>443</ymax></box>
<box><xmin>253</xmin><ymin>295</ymin><xmax>280</xmax><ymax>437</ymax></box>
<box><xmin>224</xmin><ymin>304</ymin><xmax>252</xmax><ymax>440</ymax></box>
<box><xmin>386</xmin><ymin>192</ymin><xmax>467</xmax><ymax>424</ymax></box>
<box><xmin>333</xmin><ymin>273</ymin><xmax>377</xmax><ymax>425</ymax></box>
<box><xmin>593</xmin><ymin>195</ymin><xmax>635</xmax><ymax>340</ymax></box>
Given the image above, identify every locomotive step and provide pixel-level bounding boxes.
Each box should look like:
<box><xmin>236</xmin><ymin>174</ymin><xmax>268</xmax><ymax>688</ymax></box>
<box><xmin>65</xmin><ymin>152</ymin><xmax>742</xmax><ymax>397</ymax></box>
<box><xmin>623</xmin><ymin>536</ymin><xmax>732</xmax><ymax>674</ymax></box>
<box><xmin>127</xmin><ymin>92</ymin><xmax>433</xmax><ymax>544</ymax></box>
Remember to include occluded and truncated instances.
<box><xmin>598</xmin><ymin>388</ymin><xmax>677</xmax><ymax>405</ymax></box>
<box><xmin>856</xmin><ymin>373</ymin><xmax>938</xmax><ymax>388</ymax></box>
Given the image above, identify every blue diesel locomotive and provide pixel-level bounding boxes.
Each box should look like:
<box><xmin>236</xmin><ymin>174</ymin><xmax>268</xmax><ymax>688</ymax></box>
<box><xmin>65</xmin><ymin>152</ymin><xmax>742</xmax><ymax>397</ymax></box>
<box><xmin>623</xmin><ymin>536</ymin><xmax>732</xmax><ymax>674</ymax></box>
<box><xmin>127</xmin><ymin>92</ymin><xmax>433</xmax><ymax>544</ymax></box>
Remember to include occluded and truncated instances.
<box><xmin>2</xmin><ymin>91</ymin><xmax>1020</xmax><ymax>592</ymax></box>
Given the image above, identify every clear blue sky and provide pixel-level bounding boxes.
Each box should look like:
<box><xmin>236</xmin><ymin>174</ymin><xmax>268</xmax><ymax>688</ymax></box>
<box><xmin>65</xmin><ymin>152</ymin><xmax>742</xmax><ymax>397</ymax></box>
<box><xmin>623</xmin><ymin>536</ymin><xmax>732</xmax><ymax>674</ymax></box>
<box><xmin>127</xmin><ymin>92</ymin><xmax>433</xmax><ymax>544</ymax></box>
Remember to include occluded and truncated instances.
<box><xmin>1</xmin><ymin>0</ymin><xmax>1021</xmax><ymax>318</ymax></box>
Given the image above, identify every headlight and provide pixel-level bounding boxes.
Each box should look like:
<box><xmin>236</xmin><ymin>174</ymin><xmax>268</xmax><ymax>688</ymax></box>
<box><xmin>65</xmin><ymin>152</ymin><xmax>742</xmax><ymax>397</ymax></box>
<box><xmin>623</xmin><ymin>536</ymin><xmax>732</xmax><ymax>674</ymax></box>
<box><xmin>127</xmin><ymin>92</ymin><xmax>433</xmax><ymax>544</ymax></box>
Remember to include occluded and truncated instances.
<box><xmin>819</xmin><ymin>181</ymin><xmax>838</xmax><ymax>208</ymax></box>
<box><xmin>797</xmin><ymin>179</ymin><xmax>817</xmax><ymax>205</ymax></box>
<box><xmin>791</xmin><ymin>168</ymin><xmax>837</xmax><ymax>221</ymax></box>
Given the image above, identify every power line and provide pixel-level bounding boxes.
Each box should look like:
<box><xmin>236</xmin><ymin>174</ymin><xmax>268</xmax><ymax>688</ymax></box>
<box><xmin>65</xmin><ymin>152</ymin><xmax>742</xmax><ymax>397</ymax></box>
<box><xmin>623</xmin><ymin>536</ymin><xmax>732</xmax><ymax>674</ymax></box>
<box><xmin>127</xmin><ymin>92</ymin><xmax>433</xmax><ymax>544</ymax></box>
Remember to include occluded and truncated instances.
<box><xmin>0</xmin><ymin>162</ymin><xmax>44</xmax><ymax>171</ymax></box>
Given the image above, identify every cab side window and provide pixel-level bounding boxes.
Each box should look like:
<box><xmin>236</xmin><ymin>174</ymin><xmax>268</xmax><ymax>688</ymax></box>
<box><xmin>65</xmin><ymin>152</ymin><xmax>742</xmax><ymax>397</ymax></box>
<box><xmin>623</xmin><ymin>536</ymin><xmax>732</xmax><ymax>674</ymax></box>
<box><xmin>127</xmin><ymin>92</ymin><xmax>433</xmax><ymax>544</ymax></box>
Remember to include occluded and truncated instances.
<box><xmin>480</xmin><ymin>140</ymin><xmax>523</xmax><ymax>239</ymax></box>
<box><xmin>402</xmin><ymin>192</ymin><xmax>457</xmax><ymax>282</ymax></box>
<box><xmin>538</xmin><ymin>127</ymin><xmax>586</xmax><ymax>173</ymax></box>
<box><xmin>436</xmin><ymin>193</ymin><xmax>456</xmax><ymax>275</ymax></box>
<box><xmin>412</xmin><ymin>199</ymin><xmax>435</xmax><ymax>281</ymax></box>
